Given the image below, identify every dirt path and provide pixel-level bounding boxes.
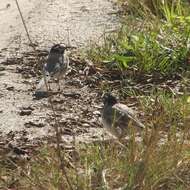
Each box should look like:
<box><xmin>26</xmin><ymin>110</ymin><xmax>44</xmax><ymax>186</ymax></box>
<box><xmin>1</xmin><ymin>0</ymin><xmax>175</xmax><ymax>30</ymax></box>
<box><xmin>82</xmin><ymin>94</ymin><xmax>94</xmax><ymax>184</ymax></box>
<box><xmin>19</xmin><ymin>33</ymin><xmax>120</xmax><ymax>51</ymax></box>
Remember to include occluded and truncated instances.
<box><xmin>0</xmin><ymin>0</ymin><xmax>118</xmax><ymax>51</ymax></box>
<box><xmin>0</xmin><ymin>0</ymin><xmax>118</xmax><ymax>141</ymax></box>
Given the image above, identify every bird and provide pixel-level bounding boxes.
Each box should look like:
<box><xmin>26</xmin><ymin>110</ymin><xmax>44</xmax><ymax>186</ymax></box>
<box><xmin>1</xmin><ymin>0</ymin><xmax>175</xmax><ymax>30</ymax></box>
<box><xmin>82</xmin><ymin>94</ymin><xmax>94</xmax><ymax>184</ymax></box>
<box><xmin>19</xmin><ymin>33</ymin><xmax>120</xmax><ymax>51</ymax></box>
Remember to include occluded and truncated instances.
<box><xmin>101</xmin><ymin>93</ymin><xmax>145</xmax><ymax>139</ymax></box>
<box><xmin>36</xmin><ymin>44</ymin><xmax>70</xmax><ymax>93</ymax></box>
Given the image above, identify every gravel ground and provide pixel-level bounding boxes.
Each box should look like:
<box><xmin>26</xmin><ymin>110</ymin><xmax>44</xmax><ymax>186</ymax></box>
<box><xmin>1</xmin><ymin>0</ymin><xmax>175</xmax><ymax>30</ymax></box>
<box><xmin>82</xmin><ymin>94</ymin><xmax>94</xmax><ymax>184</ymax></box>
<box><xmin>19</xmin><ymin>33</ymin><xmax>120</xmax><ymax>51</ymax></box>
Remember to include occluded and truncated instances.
<box><xmin>0</xmin><ymin>0</ymin><xmax>118</xmax><ymax>141</ymax></box>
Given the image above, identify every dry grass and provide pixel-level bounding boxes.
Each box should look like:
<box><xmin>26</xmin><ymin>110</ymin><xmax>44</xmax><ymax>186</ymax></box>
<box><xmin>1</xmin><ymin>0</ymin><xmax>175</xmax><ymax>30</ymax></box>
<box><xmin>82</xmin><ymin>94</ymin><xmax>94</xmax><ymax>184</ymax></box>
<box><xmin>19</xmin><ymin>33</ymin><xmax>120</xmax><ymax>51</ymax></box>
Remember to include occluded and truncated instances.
<box><xmin>1</xmin><ymin>93</ymin><xmax>190</xmax><ymax>190</ymax></box>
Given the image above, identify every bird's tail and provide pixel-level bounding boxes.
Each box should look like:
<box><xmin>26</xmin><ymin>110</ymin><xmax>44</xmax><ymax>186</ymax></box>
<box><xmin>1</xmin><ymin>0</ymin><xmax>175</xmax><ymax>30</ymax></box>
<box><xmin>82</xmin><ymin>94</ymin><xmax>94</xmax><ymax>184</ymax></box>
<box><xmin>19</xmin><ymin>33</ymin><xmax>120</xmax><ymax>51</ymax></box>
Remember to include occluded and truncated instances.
<box><xmin>129</xmin><ymin>115</ymin><xmax>145</xmax><ymax>130</ymax></box>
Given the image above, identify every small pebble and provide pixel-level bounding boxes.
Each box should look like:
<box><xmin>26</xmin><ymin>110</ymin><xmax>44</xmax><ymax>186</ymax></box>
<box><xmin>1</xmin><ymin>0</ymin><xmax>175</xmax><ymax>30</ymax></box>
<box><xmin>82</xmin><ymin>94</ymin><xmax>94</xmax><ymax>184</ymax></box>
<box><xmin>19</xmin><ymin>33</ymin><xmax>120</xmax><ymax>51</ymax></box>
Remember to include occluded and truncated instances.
<box><xmin>6</xmin><ymin>86</ymin><xmax>14</xmax><ymax>91</ymax></box>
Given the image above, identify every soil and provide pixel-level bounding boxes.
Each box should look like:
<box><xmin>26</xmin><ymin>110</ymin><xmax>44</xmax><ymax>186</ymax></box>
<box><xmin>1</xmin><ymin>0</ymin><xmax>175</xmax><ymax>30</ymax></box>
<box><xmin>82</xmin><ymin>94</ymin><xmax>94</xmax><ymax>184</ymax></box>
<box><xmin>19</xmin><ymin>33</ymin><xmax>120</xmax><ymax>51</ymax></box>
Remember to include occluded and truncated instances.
<box><xmin>0</xmin><ymin>0</ymin><xmax>119</xmax><ymax>145</ymax></box>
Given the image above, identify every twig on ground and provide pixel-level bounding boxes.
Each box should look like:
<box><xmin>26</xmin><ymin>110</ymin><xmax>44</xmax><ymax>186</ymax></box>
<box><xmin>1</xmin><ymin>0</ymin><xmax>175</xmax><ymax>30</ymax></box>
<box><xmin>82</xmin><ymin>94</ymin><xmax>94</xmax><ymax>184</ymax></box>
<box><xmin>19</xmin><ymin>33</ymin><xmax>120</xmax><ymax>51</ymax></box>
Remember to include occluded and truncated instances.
<box><xmin>15</xmin><ymin>1</ymin><xmax>74</xmax><ymax>189</ymax></box>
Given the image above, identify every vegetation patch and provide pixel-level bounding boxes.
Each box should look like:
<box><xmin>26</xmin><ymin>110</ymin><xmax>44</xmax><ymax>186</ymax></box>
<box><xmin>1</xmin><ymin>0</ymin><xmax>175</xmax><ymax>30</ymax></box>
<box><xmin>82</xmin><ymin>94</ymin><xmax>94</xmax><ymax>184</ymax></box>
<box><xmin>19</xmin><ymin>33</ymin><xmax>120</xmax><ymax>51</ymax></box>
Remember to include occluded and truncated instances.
<box><xmin>87</xmin><ymin>0</ymin><xmax>190</xmax><ymax>77</ymax></box>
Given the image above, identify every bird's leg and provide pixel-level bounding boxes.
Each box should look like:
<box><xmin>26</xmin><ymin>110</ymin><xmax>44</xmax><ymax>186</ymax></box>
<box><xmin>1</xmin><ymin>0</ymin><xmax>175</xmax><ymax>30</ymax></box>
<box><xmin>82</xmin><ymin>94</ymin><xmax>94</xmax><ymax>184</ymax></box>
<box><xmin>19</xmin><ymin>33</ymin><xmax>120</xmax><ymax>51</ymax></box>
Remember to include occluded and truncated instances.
<box><xmin>48</xmin><ymin>83</ymin><xmax>51</xmax><ymax>92</ymax></box>
<box><xmin>60</xmin><ymin>79</ymin><xmax>66</xmax><ymax>91</ymax></box>
<box><xmin>54</xmin><ymin>78</ymin><xmax>60</xmax><ymax>92</ymax></box>
<box><xmin>58</xmin><ymin>76</ymin><xmax>66</xmax><ymax>93</ymax></box>
<box><xmin>57</xmin><ymin>79</ymin><xmax>61</xmax><ymax>92</ymax></box>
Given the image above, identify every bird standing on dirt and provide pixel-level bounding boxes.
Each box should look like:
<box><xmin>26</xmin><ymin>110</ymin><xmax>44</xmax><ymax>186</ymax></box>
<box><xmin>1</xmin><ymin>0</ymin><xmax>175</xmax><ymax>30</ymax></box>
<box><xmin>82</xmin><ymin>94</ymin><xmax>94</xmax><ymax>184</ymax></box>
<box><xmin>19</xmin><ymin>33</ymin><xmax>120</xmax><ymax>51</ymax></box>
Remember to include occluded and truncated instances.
<box><xmin>36</xmin><ymin>44</ymin><xmax>70</xmax><ymax>92</ymax></box>
<box><xmin>101</xmin><ymin>93</ymin><xmax>145</xmax><ymax>139</ymax></box>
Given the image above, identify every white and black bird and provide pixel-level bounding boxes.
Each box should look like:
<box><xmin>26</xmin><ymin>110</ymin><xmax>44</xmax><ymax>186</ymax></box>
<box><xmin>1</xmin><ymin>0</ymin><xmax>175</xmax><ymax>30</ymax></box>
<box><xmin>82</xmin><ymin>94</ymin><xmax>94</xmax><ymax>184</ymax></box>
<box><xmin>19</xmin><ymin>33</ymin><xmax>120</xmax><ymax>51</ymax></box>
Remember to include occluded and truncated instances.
<box><xmin>101</xmin><ymin>93</ymin><xmax>145</xmax><ymax>139</ymax></box>
<box><xmin>36</xmin><ymin>44</ymin><xmax>70</xmax><ymax>93</ymax></box>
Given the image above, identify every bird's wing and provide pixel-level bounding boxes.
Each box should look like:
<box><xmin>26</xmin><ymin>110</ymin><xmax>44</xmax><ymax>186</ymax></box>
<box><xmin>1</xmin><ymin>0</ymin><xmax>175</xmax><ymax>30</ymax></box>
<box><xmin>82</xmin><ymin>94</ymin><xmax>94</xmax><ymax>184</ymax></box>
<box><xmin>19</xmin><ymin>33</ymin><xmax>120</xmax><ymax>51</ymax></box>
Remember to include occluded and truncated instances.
<box><xmin>111</xmin><ymin>106</ymin><xmax>130</xmax><ymax>128</ymax></box>
<box><xmin>53</xmin><ymin>63</ymin><xmax>61</xmax><ymax>74</ymax></box>
<box><xmin>113</xmin><ymin>103</ymin><xmax>136</xmax><ymax>116</ymax></box>
<box><xmin>45</xmin><ymin>53</ymin><xmax>61</xmax><ymax>75</ymax></box>
<box><xmin>113</xmin><ymin>103</ymin><xmax>145</xmax><ymax>129</ymax></box>
<box><xmin>104</xmin><ymin>106</ymin><xmax>130</xmax><ymax>138</ymax></box>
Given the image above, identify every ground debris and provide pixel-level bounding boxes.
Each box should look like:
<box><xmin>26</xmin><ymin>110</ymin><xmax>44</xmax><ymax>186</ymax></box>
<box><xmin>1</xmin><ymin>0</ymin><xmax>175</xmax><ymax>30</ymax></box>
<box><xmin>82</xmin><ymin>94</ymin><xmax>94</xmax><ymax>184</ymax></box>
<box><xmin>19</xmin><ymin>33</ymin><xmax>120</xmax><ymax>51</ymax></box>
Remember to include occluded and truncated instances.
<box><xmin>24</xmin><ymin>121</ymin><xmax>45</xmax><ymax>128</ymax></box>
<box><xmin>6</xmin><ymin>86</ymin><xmax>14</xmax><ymax>91</ymax></box>
<box><xmin>33</xmin><ymin>90</ymin><xmax>49</xmax><ymax>100</ymax></box>
<box><xmin>0</xmin><ymin>66</ymin><xmax>5</xmax><ymax>71</ymax></box>
<box><xmin>19</xmin><ymin>106</ymin><xmax>34</xmax><ymax>116</ymax></box>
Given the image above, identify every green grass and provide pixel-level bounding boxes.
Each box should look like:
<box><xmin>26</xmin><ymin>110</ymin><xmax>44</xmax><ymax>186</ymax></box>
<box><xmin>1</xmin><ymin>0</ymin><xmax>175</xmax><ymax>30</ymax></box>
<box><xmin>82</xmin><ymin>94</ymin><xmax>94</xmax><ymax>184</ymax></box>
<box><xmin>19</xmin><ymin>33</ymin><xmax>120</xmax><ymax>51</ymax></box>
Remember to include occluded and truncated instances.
<box><xmin>87</xmin><ymin>0</ymin><xmax>190</xmax><ymax>76</ymax></box>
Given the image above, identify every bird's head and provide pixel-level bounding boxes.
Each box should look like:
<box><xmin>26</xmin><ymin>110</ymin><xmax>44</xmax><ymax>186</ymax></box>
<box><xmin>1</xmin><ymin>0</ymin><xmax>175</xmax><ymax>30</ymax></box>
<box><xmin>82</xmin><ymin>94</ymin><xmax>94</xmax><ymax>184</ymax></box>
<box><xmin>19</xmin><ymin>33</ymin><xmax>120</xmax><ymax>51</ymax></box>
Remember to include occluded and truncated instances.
<box><xmin>50</xmin><ymin>44</ymin><xmax>67</xmax><ymax>54</ymax></box>
<box><xmin>50</xmin><ymin>44</ymin><xmax>76</xmax><ymax>54</ymax></box>
<box><xmin>102</xmin><ymin>93</ymin><xmax>117</xmax><ymax>106</ymax></box>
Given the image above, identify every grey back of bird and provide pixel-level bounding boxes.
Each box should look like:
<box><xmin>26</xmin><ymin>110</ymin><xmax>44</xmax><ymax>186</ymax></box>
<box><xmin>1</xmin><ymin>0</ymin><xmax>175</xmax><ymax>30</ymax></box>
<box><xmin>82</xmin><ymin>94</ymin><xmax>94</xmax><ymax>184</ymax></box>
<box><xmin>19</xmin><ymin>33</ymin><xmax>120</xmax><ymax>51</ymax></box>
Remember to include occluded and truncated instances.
<box><xmin>102</xmin><ymin>94</ymin><xmax>145</xmax><ymax>139</ymax></box>
<box><xmin>44</xmin><ymin>44</ymin><xmax>68</xmax><ymax>78</ymax></box>
<box><xmin>36</xmin><ymin>44</ymin><xmax>69</xmax><ymax>90</ymax></box>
